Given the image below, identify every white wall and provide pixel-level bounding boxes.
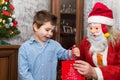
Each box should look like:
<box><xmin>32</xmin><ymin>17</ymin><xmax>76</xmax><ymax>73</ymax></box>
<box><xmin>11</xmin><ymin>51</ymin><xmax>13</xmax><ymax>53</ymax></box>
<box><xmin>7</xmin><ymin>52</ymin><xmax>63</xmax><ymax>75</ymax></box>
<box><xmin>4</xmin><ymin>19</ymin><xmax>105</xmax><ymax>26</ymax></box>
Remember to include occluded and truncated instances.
<box><xmin>3</xmin><ymin>0</ymin><xmax>51</xmax><ymax>45</ymax></box>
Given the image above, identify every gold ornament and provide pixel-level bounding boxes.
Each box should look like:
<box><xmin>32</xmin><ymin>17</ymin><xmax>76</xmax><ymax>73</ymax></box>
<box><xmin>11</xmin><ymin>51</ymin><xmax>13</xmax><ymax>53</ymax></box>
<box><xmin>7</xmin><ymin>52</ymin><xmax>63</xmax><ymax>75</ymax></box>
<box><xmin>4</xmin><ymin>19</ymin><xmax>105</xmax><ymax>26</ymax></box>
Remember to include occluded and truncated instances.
<box><xmin>2</xmin><ymin>20</ymin><xmax>6</xmax><ymax>24</ymax></box>
<box><xmin>0</xmin><ymin>0</ymin><xmax>5</xmax><ymax>5</ymax></box>
<box><xmin>0</xmin><ymin>25</ymin><xmax>3</xmax><ymax>29</ymax></box>
<box><xmin>5</xmin><ymin>1</ymin><xmax>7</xmax><ymax>5</ymax></box>
<box><xmin>8</xmin><ymin>30</ymin><xmax>14</xmax><ymax>35</ymax></box>
<box><xmin>0</xmin><ymin>19</ymin><xmax>2</xmax><ymax>23</ymax></box>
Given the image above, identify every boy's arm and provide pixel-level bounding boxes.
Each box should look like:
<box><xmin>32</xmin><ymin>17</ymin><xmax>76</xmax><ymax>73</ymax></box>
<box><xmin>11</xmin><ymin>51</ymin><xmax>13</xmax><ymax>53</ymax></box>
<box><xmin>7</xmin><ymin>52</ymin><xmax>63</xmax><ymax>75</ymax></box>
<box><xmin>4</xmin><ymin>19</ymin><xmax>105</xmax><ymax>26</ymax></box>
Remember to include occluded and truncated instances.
<box><xmin>18</xmin><ymin>47</ymin><xmax>34</xmax><ymax>80</ymax></box>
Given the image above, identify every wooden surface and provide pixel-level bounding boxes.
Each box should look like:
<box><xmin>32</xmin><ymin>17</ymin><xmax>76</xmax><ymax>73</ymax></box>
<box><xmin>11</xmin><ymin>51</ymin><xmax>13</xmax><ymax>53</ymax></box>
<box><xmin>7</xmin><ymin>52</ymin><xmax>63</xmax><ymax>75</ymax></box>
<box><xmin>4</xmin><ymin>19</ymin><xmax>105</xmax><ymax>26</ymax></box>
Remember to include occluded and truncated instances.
<box><xmin>0</xmin><ymin>45</ymin><xmax>20</xmax><ymax>80</ymax></box>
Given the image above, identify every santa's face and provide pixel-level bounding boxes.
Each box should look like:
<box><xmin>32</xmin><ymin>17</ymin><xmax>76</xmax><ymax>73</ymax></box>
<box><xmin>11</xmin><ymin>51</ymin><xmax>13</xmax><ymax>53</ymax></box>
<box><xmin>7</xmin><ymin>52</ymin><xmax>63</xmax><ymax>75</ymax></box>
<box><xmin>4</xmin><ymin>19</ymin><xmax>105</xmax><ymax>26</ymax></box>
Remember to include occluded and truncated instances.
<box><xmin>87</xmin><ymin>23</ymin><xmax>108</xmax><ymax>53</ymax></box>
<box><xmin>88</xmin><ymin>23</ymin><xmax>102</xmax><ymax>40</ymax></box>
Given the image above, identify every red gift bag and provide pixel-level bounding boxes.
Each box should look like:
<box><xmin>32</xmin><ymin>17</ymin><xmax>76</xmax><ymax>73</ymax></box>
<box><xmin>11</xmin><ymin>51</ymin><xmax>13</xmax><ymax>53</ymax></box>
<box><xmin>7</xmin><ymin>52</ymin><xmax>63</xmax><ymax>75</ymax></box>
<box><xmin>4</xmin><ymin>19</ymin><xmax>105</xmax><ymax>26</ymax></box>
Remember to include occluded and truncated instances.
<box><xmin>62</xmin><ymin>60</ymin><xmax>85</xmax><ymax>80</ymax></box>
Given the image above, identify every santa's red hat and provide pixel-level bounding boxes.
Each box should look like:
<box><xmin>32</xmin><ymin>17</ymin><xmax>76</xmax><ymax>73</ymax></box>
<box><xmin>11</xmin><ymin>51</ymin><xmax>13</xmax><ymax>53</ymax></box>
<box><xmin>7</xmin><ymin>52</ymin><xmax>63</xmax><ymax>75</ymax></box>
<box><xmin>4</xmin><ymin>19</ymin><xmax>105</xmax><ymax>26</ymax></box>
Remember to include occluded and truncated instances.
<box><xmin>88</xmin><ymin>2</ymin><xmax>113</xmax><ymax>26</ymax></box>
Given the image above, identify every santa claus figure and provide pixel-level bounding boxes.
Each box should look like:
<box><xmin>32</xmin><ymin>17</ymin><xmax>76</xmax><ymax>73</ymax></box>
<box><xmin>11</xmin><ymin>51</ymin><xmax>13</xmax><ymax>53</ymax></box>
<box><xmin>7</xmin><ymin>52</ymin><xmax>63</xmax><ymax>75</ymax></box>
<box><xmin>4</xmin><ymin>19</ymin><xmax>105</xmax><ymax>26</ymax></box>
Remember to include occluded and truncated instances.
<box><xmin>74</xmin><ymin>2</ymin><xmax>120</xmax><ymax>80</ymax></box>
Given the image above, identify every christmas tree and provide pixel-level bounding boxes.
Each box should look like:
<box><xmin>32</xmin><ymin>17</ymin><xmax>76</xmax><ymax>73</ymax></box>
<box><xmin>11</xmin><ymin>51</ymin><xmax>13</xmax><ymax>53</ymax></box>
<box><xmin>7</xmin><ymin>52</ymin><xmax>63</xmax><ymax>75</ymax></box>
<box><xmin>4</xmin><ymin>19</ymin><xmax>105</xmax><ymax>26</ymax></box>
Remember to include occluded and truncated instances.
<box><xmin>0</xmin><ymin>0</ymin><xmax>20</xmax><ymax>38</ymax></box>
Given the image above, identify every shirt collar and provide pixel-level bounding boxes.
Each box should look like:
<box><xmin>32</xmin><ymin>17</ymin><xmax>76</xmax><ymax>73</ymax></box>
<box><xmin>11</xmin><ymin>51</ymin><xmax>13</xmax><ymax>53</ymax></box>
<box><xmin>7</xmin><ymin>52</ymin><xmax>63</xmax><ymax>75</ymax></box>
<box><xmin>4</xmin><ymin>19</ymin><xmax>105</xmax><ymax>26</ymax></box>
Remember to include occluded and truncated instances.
<box><xmin>29</xmin><ymin>36</ymin><xmax>51</xmax><ymax>44</ymax></box>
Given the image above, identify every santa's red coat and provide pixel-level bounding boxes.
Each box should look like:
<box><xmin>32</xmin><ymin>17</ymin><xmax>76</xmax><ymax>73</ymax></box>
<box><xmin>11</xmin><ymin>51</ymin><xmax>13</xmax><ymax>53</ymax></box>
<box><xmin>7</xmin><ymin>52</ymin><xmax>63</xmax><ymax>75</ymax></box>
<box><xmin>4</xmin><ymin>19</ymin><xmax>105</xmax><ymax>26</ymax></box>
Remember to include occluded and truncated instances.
<box><xmin>78</xmin><ymin>37</ymin><xmax>120</xmax><ymax>80</ymax></box>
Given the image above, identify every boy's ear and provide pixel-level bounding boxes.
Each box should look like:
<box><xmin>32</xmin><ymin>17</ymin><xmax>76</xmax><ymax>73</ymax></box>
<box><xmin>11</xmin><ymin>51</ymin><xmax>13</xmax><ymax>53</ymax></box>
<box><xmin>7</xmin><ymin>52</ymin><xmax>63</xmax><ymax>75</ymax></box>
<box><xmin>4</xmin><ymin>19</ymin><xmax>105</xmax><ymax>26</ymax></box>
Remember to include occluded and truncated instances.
<box><xmin>33</xmin><ymin>23</ymin><xmax>38</xmax><ymax>32</ymax></box>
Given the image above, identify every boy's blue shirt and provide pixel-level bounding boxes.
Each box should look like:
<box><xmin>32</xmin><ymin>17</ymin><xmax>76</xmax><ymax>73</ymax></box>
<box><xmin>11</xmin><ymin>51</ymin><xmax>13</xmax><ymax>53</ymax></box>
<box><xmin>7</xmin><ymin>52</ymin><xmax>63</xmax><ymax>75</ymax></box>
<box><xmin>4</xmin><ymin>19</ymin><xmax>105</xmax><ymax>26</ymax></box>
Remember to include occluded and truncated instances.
<box><xmin>18</xmin><ymin>37</ymin><xmax>70</xmax><ymax>80</ymax></box>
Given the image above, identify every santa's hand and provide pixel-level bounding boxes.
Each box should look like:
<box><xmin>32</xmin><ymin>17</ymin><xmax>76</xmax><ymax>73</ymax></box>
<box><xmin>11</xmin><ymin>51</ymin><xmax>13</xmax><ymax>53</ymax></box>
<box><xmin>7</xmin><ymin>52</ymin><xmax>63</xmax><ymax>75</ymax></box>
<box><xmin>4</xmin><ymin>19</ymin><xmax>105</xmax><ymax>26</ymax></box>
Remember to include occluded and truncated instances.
<box><xmin>72</xmin><ymin>45</ymin><xmax>80</xmax><ymax>57</ymax></box>
<box><xmin>73</xmin><ymin>60</ymin><xmax>98</xmax><ymax>80</ymax></box>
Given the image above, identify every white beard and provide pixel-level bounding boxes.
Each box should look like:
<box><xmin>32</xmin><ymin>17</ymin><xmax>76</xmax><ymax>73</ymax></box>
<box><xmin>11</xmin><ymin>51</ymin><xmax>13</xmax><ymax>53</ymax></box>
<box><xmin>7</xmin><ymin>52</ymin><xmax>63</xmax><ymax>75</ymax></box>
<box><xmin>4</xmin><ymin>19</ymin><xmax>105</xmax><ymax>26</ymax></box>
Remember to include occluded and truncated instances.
<box><xmin>87</xmin><ymin>29</ymin><xmax>108</xmax><ymax>53</ymax></box>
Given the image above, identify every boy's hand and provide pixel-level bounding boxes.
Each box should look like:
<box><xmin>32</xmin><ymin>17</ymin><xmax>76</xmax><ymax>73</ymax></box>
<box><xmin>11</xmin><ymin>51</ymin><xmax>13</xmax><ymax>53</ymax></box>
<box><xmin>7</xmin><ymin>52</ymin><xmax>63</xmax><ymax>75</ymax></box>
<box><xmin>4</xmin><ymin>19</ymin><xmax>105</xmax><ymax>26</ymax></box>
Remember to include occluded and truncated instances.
<box><xmin>72</xmin><ymin>45</ymin><xmax>80</xmax><ymax>57</ymax></box>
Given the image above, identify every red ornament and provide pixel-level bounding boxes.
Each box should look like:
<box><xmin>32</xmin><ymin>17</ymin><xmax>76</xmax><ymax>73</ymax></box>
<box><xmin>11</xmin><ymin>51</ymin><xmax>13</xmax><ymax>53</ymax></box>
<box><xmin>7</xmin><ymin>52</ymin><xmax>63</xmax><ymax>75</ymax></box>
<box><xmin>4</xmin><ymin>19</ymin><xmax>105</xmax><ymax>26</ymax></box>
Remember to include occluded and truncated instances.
<box><xmin>13</xmin><ymin>21</ymin><xmax>18</xmax><ymax>27</ymax></box>
<box><xmin>2</xmin><ymin>10</ymin><xmax>11</xmax><ymax>16</ymax></box>
<box><xmin>10</xmin><ymin>4</ymin><xmax>14</xmax><ymax>11</ymax></box>
<box><xmin>5</xmin><ymin>0</ymin><xmax>9</xmax><ymax>2</ymax></box>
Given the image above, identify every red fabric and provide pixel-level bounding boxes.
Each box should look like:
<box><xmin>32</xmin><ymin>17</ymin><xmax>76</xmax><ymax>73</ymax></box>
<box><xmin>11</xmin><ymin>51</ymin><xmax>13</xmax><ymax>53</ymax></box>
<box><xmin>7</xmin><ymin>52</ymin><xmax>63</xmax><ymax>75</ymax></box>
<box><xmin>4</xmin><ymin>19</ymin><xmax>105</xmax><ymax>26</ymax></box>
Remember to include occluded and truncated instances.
<box><xmin>62</xmin><ymin>60</ymin><xmax>85</xmax><ymax>80</ymax></box>
<box><xmin>88</xmin><ymin>2</ymin><xmax>113</xmax><ymax>19</ymax></box>
<box><xmin>79</xmin><ymin>37</ymin><xmax>120</xmax><ymax>80</ymax></box>
<box><xmin>101</xmin><ymin>24</ymin><xmax>107</xmax><ymax>34</ymax></box>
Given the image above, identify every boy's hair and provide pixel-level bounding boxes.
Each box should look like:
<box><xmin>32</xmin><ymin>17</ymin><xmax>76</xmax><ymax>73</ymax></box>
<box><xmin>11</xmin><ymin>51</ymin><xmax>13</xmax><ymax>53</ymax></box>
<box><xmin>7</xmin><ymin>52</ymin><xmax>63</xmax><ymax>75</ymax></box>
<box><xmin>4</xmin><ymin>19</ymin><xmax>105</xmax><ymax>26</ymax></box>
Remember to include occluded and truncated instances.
<box><xmin>33</xmin><ymin>10</ymin><xmax>57</xmax><ymax>29</ymax></box>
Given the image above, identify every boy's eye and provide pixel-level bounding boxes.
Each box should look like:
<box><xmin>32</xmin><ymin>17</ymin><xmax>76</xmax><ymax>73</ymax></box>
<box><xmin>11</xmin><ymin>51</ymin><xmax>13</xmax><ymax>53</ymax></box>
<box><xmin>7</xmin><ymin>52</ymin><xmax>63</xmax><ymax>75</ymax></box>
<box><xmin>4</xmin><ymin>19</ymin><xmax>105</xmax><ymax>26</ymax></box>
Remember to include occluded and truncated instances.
<box><xmin>45</xmin><ymin>29</ymin><xmax>50</xmax><ymax>31</ymax></box>
<box><xmin>51</xmin><ymin>30</ymin><xmax>55</xmax><ymax>33</ymax></box>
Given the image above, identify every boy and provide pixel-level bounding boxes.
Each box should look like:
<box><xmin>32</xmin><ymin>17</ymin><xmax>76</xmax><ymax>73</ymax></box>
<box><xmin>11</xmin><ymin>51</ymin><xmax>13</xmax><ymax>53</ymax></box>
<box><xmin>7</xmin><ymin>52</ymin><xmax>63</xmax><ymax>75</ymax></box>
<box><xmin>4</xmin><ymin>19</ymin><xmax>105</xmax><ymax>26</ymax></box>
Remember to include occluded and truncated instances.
<box><xmin>18</xmin><ymin>10</ymin><xmax>80</xmax><ymax>80</ymax></box>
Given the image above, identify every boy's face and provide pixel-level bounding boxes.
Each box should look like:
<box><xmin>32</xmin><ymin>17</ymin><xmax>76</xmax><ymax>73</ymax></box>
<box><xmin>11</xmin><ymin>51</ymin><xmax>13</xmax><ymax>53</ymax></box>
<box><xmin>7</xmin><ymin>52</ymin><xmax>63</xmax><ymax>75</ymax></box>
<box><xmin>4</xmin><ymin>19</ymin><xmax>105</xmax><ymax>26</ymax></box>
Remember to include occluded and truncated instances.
<box><xmin>34</xmin><ymin>22</ymin><xmax>55</xmax><ymax>43</ymax></box>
